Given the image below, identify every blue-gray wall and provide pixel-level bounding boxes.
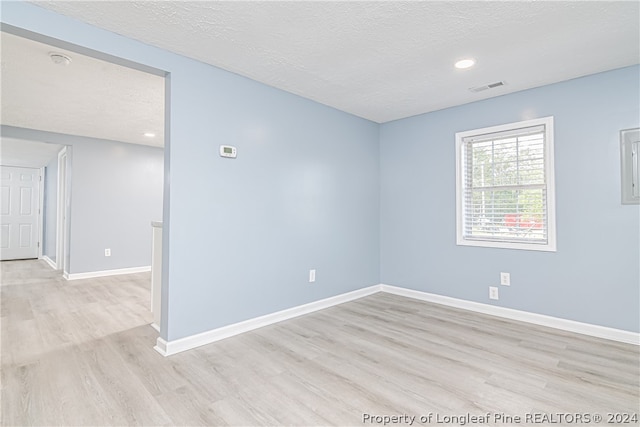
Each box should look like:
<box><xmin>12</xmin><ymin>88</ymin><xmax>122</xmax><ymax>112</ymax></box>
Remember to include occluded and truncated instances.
<box><xmin>380</xmin><ymin>66</ymin><xmax>640</xmax><ymax>333</ymax></box>
<box><xmin>2</xmin><ymin>3</ymin><xmax>637</xmax><ymax>341</ymax></box>
<box><xmin>69</xmin><ymin>138</ymin><xmax>163</xmax><ymax>273</ymax></box>
<box><xmin>43</xmin><ymin>154</ymin><xmax>58</xmax><ymax>262</ymax></box>
<box><xmin>1</xmin><ymin>127</ymin><xmax>164</xmax><ymax>275</ymax></box>
<box><xmin>150</xmin><ymin>35</ymin><xmax>380</xmax><ymax>341</ymax></box>
<box><xmin>2</xmin><ymin>3</ymin><xmax>380</xmax><ymax>342</ymax></box>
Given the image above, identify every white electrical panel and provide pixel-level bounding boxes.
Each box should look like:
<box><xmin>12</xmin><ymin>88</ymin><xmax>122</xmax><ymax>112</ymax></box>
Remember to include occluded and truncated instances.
<box><xmin>621</xmin><ymin>128</ymin><xmax>640</xmax><ymax>204</ymax></box>
<box><xmin>219</xmin><ymin>145</ymin><xmax>237</xmax><ymax>158</ymax></box>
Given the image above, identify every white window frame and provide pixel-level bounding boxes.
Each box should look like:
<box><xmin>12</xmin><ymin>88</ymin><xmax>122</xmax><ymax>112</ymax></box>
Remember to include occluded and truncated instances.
<box><xmin>455</xmin><ymin>116</ymin><xmax>557</xmax><ymax>252</ymax></box>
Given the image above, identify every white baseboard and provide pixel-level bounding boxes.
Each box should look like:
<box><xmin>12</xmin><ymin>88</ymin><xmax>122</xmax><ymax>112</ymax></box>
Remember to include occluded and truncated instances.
<box><xmin>156</xmin><ymin>283</ymin><xmax>639</xmax><ymax>357</ymax></box>
<box><xmin>155</xmin><ymin>285</ymin><xmax>381</xmax><ymax>356</ymax></box>
<box><xmin>41</xmin><ymin>255</ymin><xmax>57</xmax><ymax>270</ymax></box>
<box><xmin>154</xmin><ymin>337</ymin><xmax>169</xmax><ymax>356</ymax></box>
<box><xmin>65</xmin><ymin>266</ymin><xmax>151</xmax><ymax>281</ymax></box>
<box><xmin>381</xmin><ymin>284</ymin><xmax>640</xmax><ymax>346</ymax></box>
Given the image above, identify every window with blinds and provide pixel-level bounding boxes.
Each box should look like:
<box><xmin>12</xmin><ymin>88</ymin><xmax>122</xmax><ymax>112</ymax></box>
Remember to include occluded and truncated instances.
<box><xmin>455</xmin><ymin>117</ymin><xmax>556</xmax><ymax>251</ymax></box>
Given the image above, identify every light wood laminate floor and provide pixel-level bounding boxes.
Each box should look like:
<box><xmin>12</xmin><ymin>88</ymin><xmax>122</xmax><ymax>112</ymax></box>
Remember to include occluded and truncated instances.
<box><xmin>1</xmin><ymin>260</ymin><xmax>638</xmax><ymax>426</ymax></box>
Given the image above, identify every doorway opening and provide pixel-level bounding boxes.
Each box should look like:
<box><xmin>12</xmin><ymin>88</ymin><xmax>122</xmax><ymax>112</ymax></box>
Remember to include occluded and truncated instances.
<box><xmin>1</xmin><ymin>24</ymin><xmax>170</xmax><ymax>337</ymax></box>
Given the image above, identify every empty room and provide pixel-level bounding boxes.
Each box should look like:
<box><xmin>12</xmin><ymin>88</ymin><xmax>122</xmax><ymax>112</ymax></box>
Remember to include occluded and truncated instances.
<box><xmin>1</xmin><ymin>1</ymin><xmax>639</xmax><ymax>426</ymax></box>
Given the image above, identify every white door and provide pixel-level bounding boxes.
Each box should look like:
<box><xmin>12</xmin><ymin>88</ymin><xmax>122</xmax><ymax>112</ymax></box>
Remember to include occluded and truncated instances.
<box><xmin>1</xmin><ymin>166</ymin><xmax>41</xmax><ymax>260</ymax></box>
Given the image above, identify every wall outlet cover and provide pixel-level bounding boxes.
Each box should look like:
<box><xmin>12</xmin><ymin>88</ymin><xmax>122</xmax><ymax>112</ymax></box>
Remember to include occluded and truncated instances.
<box><xmin>500</xmin><ymin>272</ymin><xmax>510</xmax><ymax>286</ymax></box>
<box><xmin>489</xmin><ymin>286</ymin><xmax>499</xmax><ymax>300</ymax></box>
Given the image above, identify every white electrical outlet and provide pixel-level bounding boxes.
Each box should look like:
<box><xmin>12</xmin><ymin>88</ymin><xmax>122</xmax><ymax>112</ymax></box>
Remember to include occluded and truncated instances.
<box><xmin>105</xmin><ymin>248</ymin><xmax>111</xmax><ymax>257</ymax></box>
<box><xmin>489</xmin><ymin>286</ymin><xmax>499</xmax><ymax>300</ymax></box>
<box><xmin>309</xmin><ymin>269</ymin><xmax>316</xmax><ymax>283</ymax></box>
<box><xmin>500</xmin><ymin>272</ymin><xmax>510</xmax><ymax>286</ymax></box>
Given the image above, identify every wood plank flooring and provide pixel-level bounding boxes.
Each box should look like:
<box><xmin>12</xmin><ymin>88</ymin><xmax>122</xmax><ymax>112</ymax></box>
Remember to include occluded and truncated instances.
<box><xmin>2</xmin><ymin>260</ymin><xmax>638</xmax><ymax>426</ymax></box>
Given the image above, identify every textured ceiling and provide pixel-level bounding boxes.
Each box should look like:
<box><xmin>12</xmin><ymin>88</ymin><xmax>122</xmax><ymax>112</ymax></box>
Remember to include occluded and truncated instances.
<box><xmin>1</xmin><ymin>0</ymin><xmax>638</xmax><ymax>158</ymax></box>
<box><xmin>0</xmin><ymin>31</ymin><xmax>164</xmax><ymax>147</ymax></box>
<box><xmin>0</xmin><ymin>138</ymin><xmax>64</xmax><ymax>168</ymax></box>
<box><xmin>30</xmin><ymin>0</ymin><xmax>640</xmax><ymax>124</ymax></box>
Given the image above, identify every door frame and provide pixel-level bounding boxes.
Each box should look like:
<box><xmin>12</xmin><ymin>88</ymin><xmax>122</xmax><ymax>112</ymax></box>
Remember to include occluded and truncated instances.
<box><xmin>37</xmin><ymin>166</ymin><xmax>44</xmax><ymax>259</ymax></box>
<box><xmin>56</xmin><ymin>147</ymin><xmax>69</xmax><ymax>273</ymax></box>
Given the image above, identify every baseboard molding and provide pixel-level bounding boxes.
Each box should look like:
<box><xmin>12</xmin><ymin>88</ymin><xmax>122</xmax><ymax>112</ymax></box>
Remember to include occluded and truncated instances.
<box><xmin>155</xmin><ymin>283</ymin><xmax>638</xmax><ymax>357</ymax></box>
<box><xmin>154</xmin><ymin>337</ymin><xmax>169</xmax><ymax>356</ymax></box>
<box><xmin>65</xmin><ymin>266</ymin><xmax>151</xmax><ymax>281</ymax></box>
<box><xmin>156</xmin><ymin>285</ymin><xmax>381</xmax><ymax>356</ymax></box>
<box><xmin>41</xmin><ymin>255</ymin><xmax>57</xmax><ymax>270</ymax></box>
<box><xmin>381</xmin><ymin>284</ymin><xmax>640</xmax><ymax>346</ymax></box>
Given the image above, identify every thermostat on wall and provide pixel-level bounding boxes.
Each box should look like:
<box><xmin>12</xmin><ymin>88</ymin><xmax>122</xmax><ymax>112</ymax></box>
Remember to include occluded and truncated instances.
<box><xmin>219</xmin><ymin>145</ymin><xmax>237</xmax><ymax>158</ymax></box>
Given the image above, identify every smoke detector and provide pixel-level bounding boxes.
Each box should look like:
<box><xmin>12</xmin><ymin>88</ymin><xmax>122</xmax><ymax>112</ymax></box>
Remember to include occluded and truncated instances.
<box><xmin>49</xmin><ymin>52</ymin><xmax>72</xmax><ymax>66</ymax></box>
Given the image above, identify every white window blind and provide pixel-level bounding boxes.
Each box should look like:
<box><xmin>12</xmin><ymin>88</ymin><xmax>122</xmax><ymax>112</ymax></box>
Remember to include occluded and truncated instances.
<box><xmin>456</xmin><ymin>117</ymin><xmax>556</xmax><ymax>251</ymax></box>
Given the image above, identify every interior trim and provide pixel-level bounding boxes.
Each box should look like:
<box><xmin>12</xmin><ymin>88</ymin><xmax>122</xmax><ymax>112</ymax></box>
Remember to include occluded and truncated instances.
<box><xmin>156</xmin><ymin>284</ymin><xmax>639</xmax><ymax>356</ymax></box>
<box><xmin>155</xmin><ymin>285</ymin><xmax>381</xmax><ymax>356</ymax></box>
<box><xmin>64</xmin><ymin>265</ymin><xmax>151</xmax><ymax>280</ymax></box>
<box><xmin>382</xmin><ymin>284</ymin><xmax>640</xmax><ymax>346</ymax></box>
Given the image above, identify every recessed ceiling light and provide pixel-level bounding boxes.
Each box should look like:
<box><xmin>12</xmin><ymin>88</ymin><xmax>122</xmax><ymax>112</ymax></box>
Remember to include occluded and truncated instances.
<box><xmin>49</xmin><ymin>52</ymin><xmax>72</xmax><ymax>66</ymax></box>
<box><xmin>143</xmin><ymin>132</ymin><xmax>156</xmax><ymax>138</ymax></box>
<box><xmin>455</xmin><ymin>58</ymin><xmax>476</xmax><ymax>69</ymax></box>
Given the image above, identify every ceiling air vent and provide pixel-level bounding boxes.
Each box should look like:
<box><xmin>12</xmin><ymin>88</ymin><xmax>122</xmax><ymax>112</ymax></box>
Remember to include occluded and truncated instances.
<box><xmin>469</xmin><ymin>81</ymin><xmax>506</xmax><ymax>93</ymax></box>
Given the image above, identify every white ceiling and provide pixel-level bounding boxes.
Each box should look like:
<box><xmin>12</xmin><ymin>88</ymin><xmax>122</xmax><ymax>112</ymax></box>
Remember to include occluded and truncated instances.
<box><xmin>29</xmin><ymin>0</ymin><xmax>640</xmax><ymax>125</ymax></box>
<box><xmin>0</xmin><ymin>31</ymin><xmax>164</xmax><ymax>147</ymax></box>
<box><xmin>0</xmin><ymin>138</ymin><xmax>64</xmax><ymax>168</ymax></box>
<box><xmin>1</xmin><ymin>1</ymin><xmax>638</xmax><ymax>161</ymax></box>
